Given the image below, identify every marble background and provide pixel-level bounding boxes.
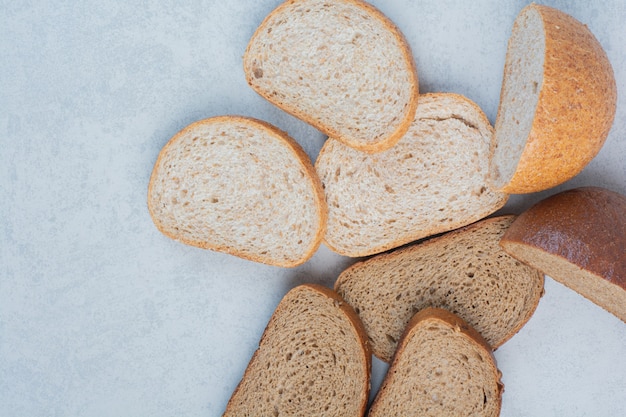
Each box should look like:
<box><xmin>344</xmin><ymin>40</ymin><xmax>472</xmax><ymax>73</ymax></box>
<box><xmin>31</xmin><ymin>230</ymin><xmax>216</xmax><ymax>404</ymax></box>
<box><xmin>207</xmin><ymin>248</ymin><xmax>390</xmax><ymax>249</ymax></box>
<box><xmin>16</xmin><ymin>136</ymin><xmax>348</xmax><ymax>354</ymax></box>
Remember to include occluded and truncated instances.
<box><xmin>1</xmin><ymin>1</ymin><xmax>625</xmax><ymax>416</ymax></box>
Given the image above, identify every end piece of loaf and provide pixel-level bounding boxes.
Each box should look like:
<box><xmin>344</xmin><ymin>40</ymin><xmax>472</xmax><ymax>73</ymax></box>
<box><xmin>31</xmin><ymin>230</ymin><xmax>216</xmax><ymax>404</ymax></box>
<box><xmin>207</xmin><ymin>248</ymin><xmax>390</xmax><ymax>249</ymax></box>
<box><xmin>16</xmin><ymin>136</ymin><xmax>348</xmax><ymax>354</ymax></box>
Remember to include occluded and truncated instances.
<box><xmin>368</xmin><ymin>307</ymin><xmax>503</xmax><ymax>417</ymax></box>
<box><xmin>223</xmin><ymin>284</ymin><xmax>371</xmax><ymax>417</ymax></box>
<box><xmin>500</xmin><ymin>187</ymin><xmax>626</xmax><ymax>323</ymax></box>
<box><xmin>244</xmin><ymin>0</ymin><xmax>418</xmax><ymax>153</ymax></box>
<box><xmin>335</xmin><ymin>215</ymin><xmax>544</xmax><ymax>362</ymax></box>
<box><xmin>147</xmin><ymin>116</ymin><xmax>326</xmax><ymax>267</ymax></box>
<box><xmin>491</xmin><ymin>4</ymin><xmax>616</xmax><ymax>193</ymax></box>
<box><xmin>315</xmin><ymin>93</ymin><xmax>508</xmax><ymax>258</ymax></box>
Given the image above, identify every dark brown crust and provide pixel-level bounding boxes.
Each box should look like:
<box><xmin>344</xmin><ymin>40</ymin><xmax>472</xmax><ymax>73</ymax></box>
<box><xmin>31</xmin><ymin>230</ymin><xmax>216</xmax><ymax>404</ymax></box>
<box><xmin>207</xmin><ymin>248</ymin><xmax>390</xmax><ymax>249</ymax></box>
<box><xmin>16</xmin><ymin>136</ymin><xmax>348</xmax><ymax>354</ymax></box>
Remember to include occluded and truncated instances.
<box><xmin>500</xmin><ymin>187</ymin><xmax>626</xmax><ymax>289</ymax></box>
<box><xmin>497</xmin><ymin>4</ymin><xmax>617</xmax><ymax>193</ymax></box>
<box><xmin>223</xmin><ymin>284</ymin><xmax>371</xmax><ymax>417</ymax></box>
<box><xmin>243</xmin><ymin>0</ymin><xmax>419</xmax><ymax>153</ymax></box>
<box><xmin>372</xmin><ymin>307</ymin><xmax>503</xmax><ymax>416</ymax></box>
<box><xmin>147</xmin><ymin>115</ymin><xmax>327</xmax><ymax>268</ymax></box>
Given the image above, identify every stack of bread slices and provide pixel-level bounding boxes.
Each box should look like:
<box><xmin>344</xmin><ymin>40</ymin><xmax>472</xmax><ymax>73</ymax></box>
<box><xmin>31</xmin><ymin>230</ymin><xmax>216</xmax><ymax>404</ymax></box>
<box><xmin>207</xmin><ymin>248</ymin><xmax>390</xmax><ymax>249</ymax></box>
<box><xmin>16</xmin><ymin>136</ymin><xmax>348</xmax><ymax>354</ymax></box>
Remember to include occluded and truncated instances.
<box><xmin>147</xmin><ymin>1</ymin><xmax>621</xmax><ymax>415</ymax></box>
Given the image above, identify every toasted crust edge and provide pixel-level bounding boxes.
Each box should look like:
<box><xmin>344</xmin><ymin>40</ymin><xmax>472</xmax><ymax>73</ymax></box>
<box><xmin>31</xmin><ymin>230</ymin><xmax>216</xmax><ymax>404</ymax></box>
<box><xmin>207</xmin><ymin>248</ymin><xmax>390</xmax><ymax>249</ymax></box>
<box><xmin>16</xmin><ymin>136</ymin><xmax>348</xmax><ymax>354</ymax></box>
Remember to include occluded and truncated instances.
<box><xmin>147</xmin><ymin>115</ymin><xmax>327</xmax><ymax>268</ymax></box>
<box><xmin>243</xmin><ymin>0</ymin><xmax>419</xmax><ymax>153</ymax></box>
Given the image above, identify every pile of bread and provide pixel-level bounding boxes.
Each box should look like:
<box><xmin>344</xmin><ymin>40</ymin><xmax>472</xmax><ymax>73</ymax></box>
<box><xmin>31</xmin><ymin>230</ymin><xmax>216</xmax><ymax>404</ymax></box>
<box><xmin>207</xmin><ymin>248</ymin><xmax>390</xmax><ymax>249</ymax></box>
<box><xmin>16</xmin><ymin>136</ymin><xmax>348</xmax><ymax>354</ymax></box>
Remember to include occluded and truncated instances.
<box><xmin>147</xmin><ymin>1</ymin><xmax>623</xmax><ymax>415</ymax></box>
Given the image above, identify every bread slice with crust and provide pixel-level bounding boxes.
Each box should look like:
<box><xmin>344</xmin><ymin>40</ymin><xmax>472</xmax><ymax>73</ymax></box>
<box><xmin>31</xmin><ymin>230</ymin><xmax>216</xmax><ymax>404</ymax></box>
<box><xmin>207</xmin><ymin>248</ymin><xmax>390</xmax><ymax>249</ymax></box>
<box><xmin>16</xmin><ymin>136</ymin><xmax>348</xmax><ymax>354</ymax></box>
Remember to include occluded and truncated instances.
<box><xmin>243</xmin><ymin>0</ymin><xmax>419</xmax><ymax>153</ymax></box>
<box><xmin>500</xmin><ymin>187</ymin><xmax>626</xmax><ymax>323</ymax></box>
<box><xmin>147</xmin><ymin>116</ymin><xmax>326</xmax><ymax>267</ymax></box>
<box><xmin>223</xmin><ymin>284</ymin><xmax>371</xmax><ymax>417</ymax></box>
<box><xmin>491</xmin><ymin>4</ymin><xmax>616</xmax><ymax>193</ymax></box>
<box><xmin>335</xmin><ymin>215</ymin><xmax>544</xmax><ymax>362</ymax></box>
<box><xmin>315</xmin><ymin>93</ymin><xmax>508</xmax><ymax>258</ymax></box>
<box><xmin>368</xmin><ymin>307</ymin><xmax>503</xmax><ymax>417</ymax></box>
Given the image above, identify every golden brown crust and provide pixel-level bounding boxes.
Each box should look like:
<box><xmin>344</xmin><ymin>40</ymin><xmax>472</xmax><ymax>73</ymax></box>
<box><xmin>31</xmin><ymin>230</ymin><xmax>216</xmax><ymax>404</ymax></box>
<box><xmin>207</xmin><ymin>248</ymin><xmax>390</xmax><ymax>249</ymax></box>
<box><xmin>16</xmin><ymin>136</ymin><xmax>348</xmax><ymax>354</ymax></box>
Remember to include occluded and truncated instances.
<box><xmin>499</xmin><ymin>4</ymin><xmax>617</xmax><ymax>193</ymax></box>
<box><xmin>147</xmin><ymin>115</ymin><xmax>327</xmax><ymax>268</ymax></box>
<box><xmin>243</xmin><ymin>0</ymin><xmax>419</xmax><ymax>153</ymax></box>
<box><xmin>500</xmin><ymin>187</ymin><xmax>626</xmax><ymax>290</ymax></box>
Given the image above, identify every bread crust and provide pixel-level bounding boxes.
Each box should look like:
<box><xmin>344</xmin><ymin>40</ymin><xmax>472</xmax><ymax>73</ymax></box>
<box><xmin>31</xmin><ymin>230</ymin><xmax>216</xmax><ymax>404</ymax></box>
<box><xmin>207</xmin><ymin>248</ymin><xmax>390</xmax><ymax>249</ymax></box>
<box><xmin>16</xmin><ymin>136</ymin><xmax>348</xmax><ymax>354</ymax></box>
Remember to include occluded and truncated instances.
<box><xmin>147</xmin><ymin>115</ymin><xmax>327</xmax><ymax>267</ymax></box>
<box><xmin>223</xmin><ymin>284</ymin><xmax>371</xmax><ymax>417</ymax></box>
<box><xmin>495</xmin><ymin>4</ymin><xmax>617</xmax><ymax>193</ymax></box>
<box><xmin>500</xmin><ymin>187</ymin><xmax>626</xmax><ymax>320</ymax></box>
<box><xmin>243</xmin><ymin>0</ymin><xmax>419</xmax><ymax>153</ymax></box>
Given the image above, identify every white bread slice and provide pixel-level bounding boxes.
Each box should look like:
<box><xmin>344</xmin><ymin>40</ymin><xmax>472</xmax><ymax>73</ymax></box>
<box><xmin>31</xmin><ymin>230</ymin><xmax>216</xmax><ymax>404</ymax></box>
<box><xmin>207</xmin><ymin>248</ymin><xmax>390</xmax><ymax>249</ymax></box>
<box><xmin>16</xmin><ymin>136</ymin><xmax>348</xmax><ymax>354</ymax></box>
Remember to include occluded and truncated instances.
<box><xmin>223</xmin><ymin>284</ymin><xmax>371</xmax><ymax>417</ymax></box>
<box><xmin>335</xmin><ymin>215</ymin><xmax>544</xmax><ymax>362</ymax></box>
<box><xmin>368</xmin><ymin>307</ymin><xmax>503</xmax><ymax>417</ymax></box>
<box><xmin>243</xmin><ymin>0</ymin><xmax>418</xmax><ymax>153</ymax></box>
<box><xmin>315</xmin><ymin>93</ymin><xmax>508</xmax><ymax>257</ymax></box>
<box><xmin>491</xmin><ymin>4</ymin><xmax>616</xmax><ymax>194</ymax></box>
<box><xmin>500</xmin><ymin>187</ymin><xmax>626</xmax><ymax>323</ymax></box>
<box><xmin>147</xmin><ymin>116</ymin><xmax>326</xmax><ymax>267</ymax></box>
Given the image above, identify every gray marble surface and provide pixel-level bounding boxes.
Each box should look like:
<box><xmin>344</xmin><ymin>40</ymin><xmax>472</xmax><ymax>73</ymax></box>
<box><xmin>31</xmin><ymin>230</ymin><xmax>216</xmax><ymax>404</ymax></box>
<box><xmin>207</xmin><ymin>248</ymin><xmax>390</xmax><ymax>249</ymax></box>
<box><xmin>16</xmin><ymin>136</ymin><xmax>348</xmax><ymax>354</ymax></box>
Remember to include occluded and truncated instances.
<box><xmin>1</xmin><ymin>1</ymin><xmax>625</xmax><ymax>416</ymax></box>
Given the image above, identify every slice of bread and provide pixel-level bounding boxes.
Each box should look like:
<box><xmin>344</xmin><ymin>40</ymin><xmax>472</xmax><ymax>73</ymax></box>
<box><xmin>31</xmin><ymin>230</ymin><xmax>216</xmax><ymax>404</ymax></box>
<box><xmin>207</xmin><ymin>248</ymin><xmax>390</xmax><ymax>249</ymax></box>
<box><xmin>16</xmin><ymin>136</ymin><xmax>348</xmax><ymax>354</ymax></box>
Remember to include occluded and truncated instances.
<box><xmin>335</xmin><ymin>215</ymin><xmax>544</xmax><ymax>362</ymax></box>
<box><xmin>491</xmin><ymin>4</ymin><xmax>616</xmax><ymax>194</ymax></box>
<box><xmin>243</xmin><ymin>0</ymin><xmax>418</xmax><ymax>153</ymax></box>
<box><xmin>315</xmin><ymin>93</ymin><xmax>508</xmax><ymax>258</ymax></box>
<box><xmin>147</xmin><ymin>116</ymin><xmax>326</xmax><ymax>267</ymax></box>
<box><xmin>500</xmin><ymin>187</ymin><xmax>626</xmax><ymax>323</ymax></box>
<box><xmin>368</xmin><ymin>307</ymin><xmax>503</xmax><ymax>417</ymax></box>
<box><xmin>223</xmin><ymin>284</ymin><xmax>371</xmax><ymax>417</ymax></box>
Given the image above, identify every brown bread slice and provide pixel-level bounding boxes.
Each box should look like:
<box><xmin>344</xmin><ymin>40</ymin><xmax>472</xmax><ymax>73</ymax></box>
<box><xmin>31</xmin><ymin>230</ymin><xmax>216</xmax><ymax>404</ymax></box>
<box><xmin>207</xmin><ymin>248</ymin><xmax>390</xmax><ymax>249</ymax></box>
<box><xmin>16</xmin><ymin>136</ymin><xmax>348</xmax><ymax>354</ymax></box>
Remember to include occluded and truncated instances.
<box><xmin>500</xmin><ymin>187</ymin><xmax>626</xmax><ymax>323</ymax></box>
<box><xmin>335</xmin><ymin>215</ymin><xmax>544</xmax><ymax>362</ymax></box>
<box><xmin>243</xmin><ymin>0</ymin><xmax>419</xmax><ymax>153</ymax></box>
<box><xmin>223</xmin><ymin>284</ymin><xmax>371</xmax><ymax>417</ymax></box>
<box><xmin>316</xmin><ymin>93</ymin><xmax>508</xmax><ymax>258</ymax></box>
<box><xmin>147</xmin><ymin>116</ymin><xmax>326</xmax><ymax>267</ymax></box>
<box><xmin>368</xmin><ymin>307</ymin><xmax>503</xmax><ymax>417</ymax></box>
<box><xmin>491</xmin><ymin>4</ymin><xmax>616</xmax><ymax>193</ymax></box>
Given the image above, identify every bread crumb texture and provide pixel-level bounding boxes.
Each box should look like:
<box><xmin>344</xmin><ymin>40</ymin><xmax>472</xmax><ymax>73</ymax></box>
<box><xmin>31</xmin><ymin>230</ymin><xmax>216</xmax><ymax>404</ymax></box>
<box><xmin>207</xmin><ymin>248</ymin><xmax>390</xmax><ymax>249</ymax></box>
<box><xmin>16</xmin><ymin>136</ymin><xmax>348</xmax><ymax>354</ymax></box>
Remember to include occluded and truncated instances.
<box><xmin>368</xmin><ymin>308</ymin><xmax>502</xmax><ymax>417</ymax></box>
<box><xmin>336</xmin><ymin>215</ymin><xmax>544</xmax><ymax>362</ymax></box>
<box><xmin>316</xmin><ymin>93</ymin><xmax>507</xmax><ymax>257</ymax></box>
<box><xmin>244</xmin><ymin>0</ymin><xmax>418</xmax><ymax>151</ymax></box>
<box><xmin>147</xmin><ymin>116</ymin><xmax>325</xmax><ymax>267</ymax></box>
<box><xmin>223</xmin><ymin>284</ymin><xmax>369</xmax><ymax>417</ymax></box>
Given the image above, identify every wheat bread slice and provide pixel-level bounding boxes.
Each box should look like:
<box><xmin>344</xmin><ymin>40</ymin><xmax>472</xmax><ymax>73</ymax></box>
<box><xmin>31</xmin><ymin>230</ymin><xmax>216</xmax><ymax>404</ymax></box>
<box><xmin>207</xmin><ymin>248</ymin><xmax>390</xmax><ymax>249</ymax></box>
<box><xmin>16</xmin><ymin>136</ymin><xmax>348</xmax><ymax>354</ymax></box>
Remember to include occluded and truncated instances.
<box><xmin>315</xmin><ymin>93</ymin><xmax>508</xmax><ymax>258</ymax></box>
<box><xmin>335</xmin><ymin>215</ymin><xmax>544</xmax><ymax>362</ymax></box>
<box><xmin>243</xmin><ymin>0</ymin><xmax>418</xmax><ymax>153</ymax></box>
<box><xmin>223</xmin><ymin>284</ymin><xmax>371</xmax><ymax>417</ymax></box>
<box><xmin>368</xmin><ymin>307</ymin><xmax>503</xmax><ymax>417</ymax></box>
<box><xmin>491</xmin><ymin>4</ymin><xmax>616</xmax><ymax>194</ymax></box>
<box><xmin>147</xmin><ymin>116</ymin><xmax>326</xmax><ymax>267</ymax></box>
<box><xmin>500</xmin><ymin>187</ymin><xmax>626</xmax><ymax>323</ymax></box>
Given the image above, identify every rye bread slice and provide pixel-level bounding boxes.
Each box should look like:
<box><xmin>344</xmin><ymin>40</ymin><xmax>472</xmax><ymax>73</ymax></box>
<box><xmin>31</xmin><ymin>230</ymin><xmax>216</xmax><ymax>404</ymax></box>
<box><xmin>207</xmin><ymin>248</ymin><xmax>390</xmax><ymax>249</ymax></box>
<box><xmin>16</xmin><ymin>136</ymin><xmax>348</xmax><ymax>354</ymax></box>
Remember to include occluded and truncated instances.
<box><xmin>335</xmin><ymin>215</ymin><xmax>544</xmax><ymax>362</ymax></box>
<box><xmin>223</xmin><ymin>284</ymin><xmax>371</xmax><ymax>417</ymax></box>
<box><xmin>368</xmin><ymin>307</ymin><xmax>503</xmax><ymax>417</ymax></box>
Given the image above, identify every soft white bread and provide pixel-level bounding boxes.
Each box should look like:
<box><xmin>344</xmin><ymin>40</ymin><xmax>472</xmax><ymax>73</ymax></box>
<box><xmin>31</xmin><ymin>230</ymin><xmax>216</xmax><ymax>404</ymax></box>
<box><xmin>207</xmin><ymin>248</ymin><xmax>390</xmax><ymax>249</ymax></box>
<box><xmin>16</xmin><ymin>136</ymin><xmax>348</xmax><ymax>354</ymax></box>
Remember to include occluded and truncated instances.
<box><xmin>243</xmin><ymin>0</ymin><xmax>419</xmax><ymax>153</ymax></box>
<box><xmin>335</xmin><ymin>215</ymin><xmax>544</xmax><ymax>362</ymax></box>
<box><xmin>491</xmin><ymin>4</ymin><xmax>616</xmax><ymax>194</ymax></box>
<box><xmin>500</xmin><ymin>187</ymin><xmax>626</xmax><ymax>323</ymax></box>
<box><xmin>223</xmin><ymin>284</ymin><xmax>371</xmax><ymax>417</ymax></box>
<box><xmin>315</xmin><ymin>93</ymin><xmax>508</xmax><ymax>257</ymax></box>
<box><xmin>368</xmin><ymin>307</ymin><xmax>503</xmax><ymax>417</ymax></box>
<box><xmin>147</xmin><ymin>116</ymin><xmax>326</xmax><ymax>267</ymax></box>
